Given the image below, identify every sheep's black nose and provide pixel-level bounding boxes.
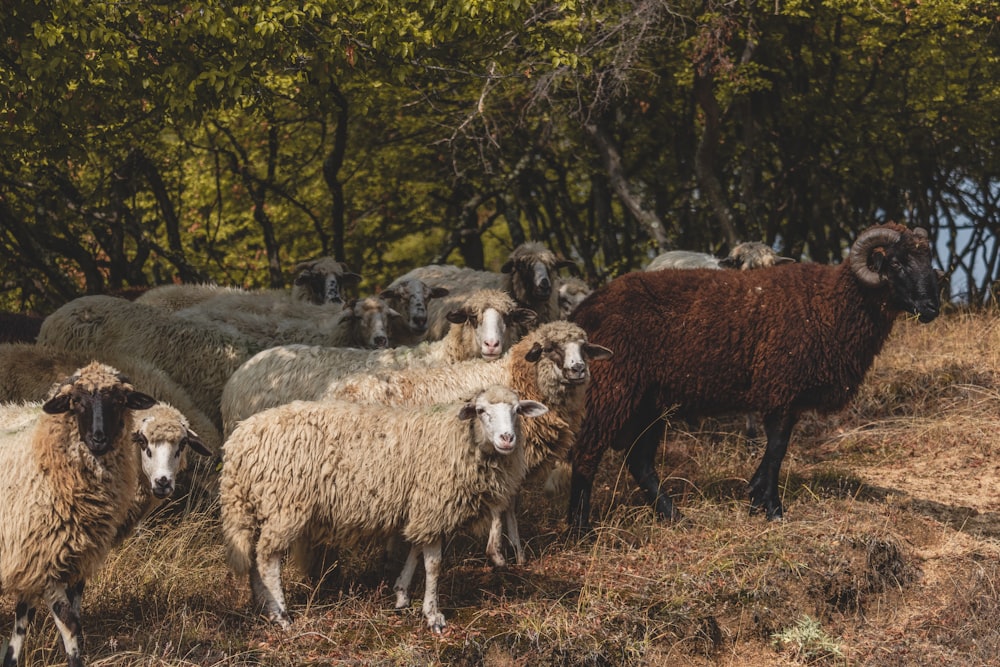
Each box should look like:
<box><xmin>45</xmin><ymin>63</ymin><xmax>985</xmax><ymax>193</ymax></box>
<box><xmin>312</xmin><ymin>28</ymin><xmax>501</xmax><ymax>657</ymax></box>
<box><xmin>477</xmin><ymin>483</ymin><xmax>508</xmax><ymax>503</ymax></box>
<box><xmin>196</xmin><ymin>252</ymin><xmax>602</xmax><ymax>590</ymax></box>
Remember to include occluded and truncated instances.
<box><xmin>373</xmin><ymin>335</ymin><xmax>389</xmax><ymax>348</ymax></box>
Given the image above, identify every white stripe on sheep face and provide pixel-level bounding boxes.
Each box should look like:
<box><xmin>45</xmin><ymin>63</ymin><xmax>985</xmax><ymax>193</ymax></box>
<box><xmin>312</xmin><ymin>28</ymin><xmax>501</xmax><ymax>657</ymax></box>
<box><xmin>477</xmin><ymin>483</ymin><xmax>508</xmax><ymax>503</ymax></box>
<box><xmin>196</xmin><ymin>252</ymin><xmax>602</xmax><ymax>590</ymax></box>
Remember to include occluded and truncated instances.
<box><xmin>134</xmin><ymin>413</ymin><xmax>211</xmax><ymax>499</ymax></box>
<box><xmin>458</xmin><ymin>388</ymin><xmax>548</xmax><ymax>455</ymax></box>
<box><xmin>446</xmin><ymin>306</ymin><xmax>515</xmax><ymax>360</ymax></box>
<box><xmin>525</xmin><ymin>338</ymin><xmax>611</xmax><ymax>385</ymax></box>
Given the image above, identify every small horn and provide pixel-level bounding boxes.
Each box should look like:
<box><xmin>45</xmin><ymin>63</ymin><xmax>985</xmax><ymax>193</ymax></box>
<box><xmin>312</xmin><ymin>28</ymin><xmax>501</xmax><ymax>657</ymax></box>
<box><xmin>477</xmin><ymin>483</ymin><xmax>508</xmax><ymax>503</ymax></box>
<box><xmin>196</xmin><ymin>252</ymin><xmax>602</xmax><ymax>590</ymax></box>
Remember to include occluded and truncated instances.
<box><xmin>849</xmin><ymin>227</ymin><xmax>902</xmax><ymax>287</ymax></box>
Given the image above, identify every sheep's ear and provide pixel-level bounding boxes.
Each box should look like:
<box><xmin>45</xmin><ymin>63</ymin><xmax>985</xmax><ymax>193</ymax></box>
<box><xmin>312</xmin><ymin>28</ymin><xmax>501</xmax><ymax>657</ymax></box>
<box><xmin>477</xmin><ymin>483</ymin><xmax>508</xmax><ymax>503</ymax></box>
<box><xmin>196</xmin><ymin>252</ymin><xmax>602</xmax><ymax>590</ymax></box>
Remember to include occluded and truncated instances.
<box><xmin>517</xmin><ymin>400</ymin><xmax>548</xmax><ymax>418</ymax></box>
<box><xmin>185</xmin><ymin>431</ymin><xmax>212</xmax><ymax>457</ymax></box>
<box><xmin>458</xmin><ymin>403</ymin><xmax>478</xmax><ymax>421</ymax></box>
<box><xmin>387</xmin><ymin>307</ymin><xmax>403</xmax><ymax>320</ymax></box>
<box><xmin>126</xmin><ymin>391</ymin><xmax>158</xmax><ymax>411</ymax></box>
<box><xmin>429</xmin><ymin>286</ymin><xmax>449</xmax><ymax>298</ymax></box>
<box><xmin>379</xmin><ymin>287</ymin><xmax>399</xmax><ymax>300</ymax></box>
<box><xmin>717</xmin><ymin>257</ymin><xmax>741</xmax><ymax>269</ymax></box>
<box><xmin>500</xmin><ymin>259</ymin><xmax>515</xmax><ymax>273</ymax></box>
<box><xmin>524</xmin><ymin>342</ymin><xmax>543</xmax><ymax>363</ymax></box>
<box><xmin>42</xmin><ymin>393</ymin><xmax>72</xmax><ymax>415</ymax></box>
<box><xmin>583</xmin><ymin>343</ymin><xmax>613</xmax><ymax>361</ymax></box>
<box><xmin>868</xmin><ymin>248</ymin><xmax>888</xmax><ymax>274</ymax></box>
<box><xmin>555</xmin><ymin>259</ymin><xmax>578</xmax><ymax>272</ymax></box>
<box><xmin>340</xmin><ymin>272</ymin><xmax>362</xmax><ymax>286</ymax></box>
<box><xmin>509</xmin><ymin>308</ymin><xmax>537</xmax><ymax>326</ymax></box>
<box><xmin>446</xmin><ymin>309</ymin><xmax>470</xmax><ymax>324</ymax></box>
<box><xmin>776</xmin><ymin>256</ymin><xmax>796</xmax><ymax>264</ymax></box>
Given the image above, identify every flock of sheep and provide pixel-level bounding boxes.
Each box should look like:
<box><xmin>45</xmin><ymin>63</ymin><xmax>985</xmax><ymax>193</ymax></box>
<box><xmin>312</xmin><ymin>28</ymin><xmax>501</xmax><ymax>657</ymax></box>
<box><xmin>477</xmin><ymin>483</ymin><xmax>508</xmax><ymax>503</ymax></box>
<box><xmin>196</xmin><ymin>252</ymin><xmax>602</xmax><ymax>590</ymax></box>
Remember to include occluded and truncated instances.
<box><xmin>0</xmin><ymin>225</ymin><xmax>941</xmax><ymax>665</ymax></box>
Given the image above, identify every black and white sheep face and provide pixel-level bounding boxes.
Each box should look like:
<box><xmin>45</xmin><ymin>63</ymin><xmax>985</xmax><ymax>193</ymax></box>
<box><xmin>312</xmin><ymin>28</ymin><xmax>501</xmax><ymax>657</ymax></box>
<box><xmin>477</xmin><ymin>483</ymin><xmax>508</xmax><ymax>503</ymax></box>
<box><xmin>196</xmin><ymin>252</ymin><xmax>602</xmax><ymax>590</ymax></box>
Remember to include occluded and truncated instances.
<box><xmin>134</xmin><ymin>415</ymin><xmax>211</xmax><ymax>499</ymax></box>
<box><xmin>343</xmin><ymin>297</ymin><xmax>402</xmax><ymax>349</ymax></box>
<box><xmin>293</xmin><ymin>260</ymin><xmax>362</xmax><ymax>305</ymax></box>
<box><xmin>459</xmin><ymin>387</ymin><xmax>548</xmax><ymax>455</ymax></box>
<box><xmin>525</xmin><ymin>339</ymin><xmax>614</xmax><ymax>385</ymax></box>
<box><xmin>381</xmin><ymin>280</ymin><xmax>449</xmax><ymax>337</ymax></box>
<box><xmin>43</xmin><ymin>384</ymin><xmax>157</xmax><ymax>456</ymax></box>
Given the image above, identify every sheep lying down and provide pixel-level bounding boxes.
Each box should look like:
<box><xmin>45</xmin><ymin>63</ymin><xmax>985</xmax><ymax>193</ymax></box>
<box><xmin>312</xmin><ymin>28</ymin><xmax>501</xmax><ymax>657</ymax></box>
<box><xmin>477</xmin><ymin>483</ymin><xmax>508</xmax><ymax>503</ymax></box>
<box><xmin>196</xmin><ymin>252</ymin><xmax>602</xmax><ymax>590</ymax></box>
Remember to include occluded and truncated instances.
<box><xmin>220</xmin><ymin>385</ymin><xmax>548</xmax><ymax>633</ymax></box>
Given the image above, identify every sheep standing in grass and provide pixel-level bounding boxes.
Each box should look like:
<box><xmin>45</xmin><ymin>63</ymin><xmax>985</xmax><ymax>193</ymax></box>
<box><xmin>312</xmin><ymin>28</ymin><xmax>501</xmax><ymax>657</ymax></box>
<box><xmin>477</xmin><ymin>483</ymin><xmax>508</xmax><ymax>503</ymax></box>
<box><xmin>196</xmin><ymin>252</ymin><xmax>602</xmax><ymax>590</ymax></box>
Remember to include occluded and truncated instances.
<box><xmin>391</xmin><ymin>241</ymin><xmax>577</xmax><ymax>340</ymax></box>
<box><xmin>37</xmin><ymin>295</ymin><xmax>265</xmax><ymax>429</ymax></box>
<box><xmin>175</xmin><ymin>294</ymin><xmax>400</xmax><ymax>349</ymax></box>
<box><xmin>379</xmin><ymin>278</ymin><xmax>450</xmax><ymax>346</ymax></box>
<box><xmin>321</xmin><ymin>321</ymin><xmax>612</xmax><ymax>567</ymax></box>
<box><xmin>568</xmin><ymin>224</ymin><xmax>941</xmax><ymax>531</ymax></box>
<box><xmin>220</xmin><ymin>289</ymin><xmax>536</xmax><ymax>436</ymax></box>
<box><xmin>220</xmin><ymin>385</ymin><xmax>547</xmax><ymax>632</ymax></box>
<box><xmin>0</xmin><ymin>362</ymin><xmax>157</xmax><ymax>667</ymax></box>
<box><xmin>646</xmin><ymin>241</ymin><xmax>795</xmax><ymax>272</ymax></box>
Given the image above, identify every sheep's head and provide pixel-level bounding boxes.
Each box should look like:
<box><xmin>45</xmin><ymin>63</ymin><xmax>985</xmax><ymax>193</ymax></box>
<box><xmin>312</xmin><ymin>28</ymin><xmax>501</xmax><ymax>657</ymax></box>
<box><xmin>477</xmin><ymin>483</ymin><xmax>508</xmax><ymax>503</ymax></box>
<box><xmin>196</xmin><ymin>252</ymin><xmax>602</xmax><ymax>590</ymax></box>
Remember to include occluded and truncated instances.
<box><xmin>522</xmin><ymin>322</ymin><xmax>613</xmax><ymax>393</ymax></box>
<box><xmin>458</xmin><ymin>385</ymin><xmax>548</xmax><ymax>455</ymax></box>
<box><xmin>293</xmin><ymin>258</ymin><xmax>362</xmax><ymax>305</ymax></box>
<box><xmin>718</xmin><ymin>242</ymin><xmax>795</xmax><ymax>270</ymax></box>
<box><xmin>342</xmin><ymin>297</ymin><xmax>402</xmax><ymax>349</ymax></box>
<box><xmin>849</xmin><ymin>223</ymin><xmax>940</xmax><ymax>323</ymax></box>
<box><xmin>380</xmin><ymin>279</ymin><xmax>449</xmax><ymax>336</ymax></box>
<box><xmin>134</xmin><ymin>405</ymin><xmax>212</xmax><ymax>499</ymax></box>
<box><xmin>501</xmin><ymin>242</ymin><xmax>577</xmax><ymax>303</ymax></box>
<box><xmin>446</xmin><ymin>289</ymin><xmax>536</xmax><ymax>360</ymax></box>
<box><xmin>42</xmin><ymin>362</ymin><xmax>157</xmax><ymax>455</ymax></box>
<box><xmin>557</xmin><ymin>278</ymin><xmax>592</xmax><ymax>318</ymax></box>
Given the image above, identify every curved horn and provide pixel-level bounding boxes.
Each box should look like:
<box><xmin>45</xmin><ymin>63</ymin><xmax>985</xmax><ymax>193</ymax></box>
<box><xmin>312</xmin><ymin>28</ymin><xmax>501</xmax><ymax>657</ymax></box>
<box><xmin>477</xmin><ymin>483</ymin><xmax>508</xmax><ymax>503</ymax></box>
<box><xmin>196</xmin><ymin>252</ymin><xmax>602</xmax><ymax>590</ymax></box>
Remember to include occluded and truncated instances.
<box><xmin>849</xmin><ymin>227</ymin><xmax>902</xmax><ymax>287</ymax></box>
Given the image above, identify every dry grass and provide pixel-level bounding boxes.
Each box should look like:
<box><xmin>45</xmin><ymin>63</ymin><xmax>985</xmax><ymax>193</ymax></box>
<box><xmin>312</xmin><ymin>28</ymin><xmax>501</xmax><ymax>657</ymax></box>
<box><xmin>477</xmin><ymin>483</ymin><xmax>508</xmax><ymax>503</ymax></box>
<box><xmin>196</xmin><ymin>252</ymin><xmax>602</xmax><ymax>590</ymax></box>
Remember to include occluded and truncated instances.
<box><xmin>6</xmin><ymin>310</ymin><xmax>1000</xmax><ymax>666</ymax></box>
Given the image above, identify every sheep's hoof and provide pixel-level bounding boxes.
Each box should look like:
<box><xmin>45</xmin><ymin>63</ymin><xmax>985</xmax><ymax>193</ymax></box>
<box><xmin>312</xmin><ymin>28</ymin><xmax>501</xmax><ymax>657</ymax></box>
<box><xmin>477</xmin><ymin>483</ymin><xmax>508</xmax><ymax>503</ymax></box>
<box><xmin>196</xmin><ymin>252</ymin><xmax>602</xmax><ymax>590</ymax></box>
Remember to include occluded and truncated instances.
<box><xmin>488</xmin><ymin>554</ymin><xmax>508</xmax><ymax>570</ymax></box>
<box><xmin>749</xmin><ymin>497</ymin><xmax>784</xmax><ymax>520</ymax></box>
<box><xmin>426</xmin><ymin>613</ymin><xmax>447</xmax><ymax>634</ymax></box>
<box><xmin>268</xmin><ymin>611</ymin><xmax>292</xmax><ymax>631</ymax></box>
<box><xmin>393</xmin><ymin>589</ymin><xmax>411</xmax><ymax>610</ymax></box>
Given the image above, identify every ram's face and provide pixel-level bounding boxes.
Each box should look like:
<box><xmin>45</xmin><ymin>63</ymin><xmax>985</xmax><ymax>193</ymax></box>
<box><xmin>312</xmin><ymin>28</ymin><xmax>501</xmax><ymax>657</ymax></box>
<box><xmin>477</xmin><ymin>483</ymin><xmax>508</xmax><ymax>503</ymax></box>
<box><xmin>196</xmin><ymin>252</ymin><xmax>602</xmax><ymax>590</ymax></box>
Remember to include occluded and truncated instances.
<box><xmin>879</xmin><ymin>232</ymin><xmax>941</xmax><ymax>323</ymax></box>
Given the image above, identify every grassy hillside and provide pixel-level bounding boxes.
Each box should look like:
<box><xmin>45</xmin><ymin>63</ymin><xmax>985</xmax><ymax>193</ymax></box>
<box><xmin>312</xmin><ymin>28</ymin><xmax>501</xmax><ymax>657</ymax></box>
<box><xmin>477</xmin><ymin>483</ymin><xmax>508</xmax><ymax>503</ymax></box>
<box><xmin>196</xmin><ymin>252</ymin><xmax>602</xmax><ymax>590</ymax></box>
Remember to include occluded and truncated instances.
<box><xmin>9</xmin><ymin>310</ymin><xmax>1000</xmax><ymax>666</ymax></box>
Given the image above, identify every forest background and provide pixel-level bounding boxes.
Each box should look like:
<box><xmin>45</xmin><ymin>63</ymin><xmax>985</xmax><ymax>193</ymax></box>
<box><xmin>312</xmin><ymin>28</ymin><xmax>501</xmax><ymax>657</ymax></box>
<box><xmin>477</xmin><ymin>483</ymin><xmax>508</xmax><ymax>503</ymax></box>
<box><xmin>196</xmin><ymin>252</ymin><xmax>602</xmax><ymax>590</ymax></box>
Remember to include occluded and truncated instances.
<box><xmin>1</xmin><ymin>0</ymin><xmax>998</xmax><ymax>313</ymax></box>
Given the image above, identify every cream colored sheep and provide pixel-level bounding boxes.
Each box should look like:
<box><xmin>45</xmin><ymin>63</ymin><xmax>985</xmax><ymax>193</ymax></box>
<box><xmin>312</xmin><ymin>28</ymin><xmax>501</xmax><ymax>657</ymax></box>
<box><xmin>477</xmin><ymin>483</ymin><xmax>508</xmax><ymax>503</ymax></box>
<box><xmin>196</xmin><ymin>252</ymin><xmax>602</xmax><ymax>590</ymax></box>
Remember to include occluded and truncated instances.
<box><xmin>0</xmin><ymin>363</ymin><xmax>157</xmax><ymax>667</ymax></box>
<box><xmin>390</xmin><ymin>241</ymin><xmax>577</xmax><ymax>340</ymax></box>
<box><xmin>220</xmin><ymin>385</ymin><xmax>547</xmax><ymax>632</ymax></box>
<box><xmin>219</xmin><ymin>289</ymin><xmax>536</xmax><ymax>436</ymax></box>
<box><xmin>646</xmin><ymin>241</ymin><xmax>795</xmax><ymax>272</ymax></box>
<box><xmin>37</xmin><ymin>295</ymin><xmax>265</xmax><ymax>429</ymax></box>
<box><xmin>557</xmin><ymin>276</ymin><xmax>592</xmax><ymax>318</ymax></box>
<box><xmin>320</xmin><ymin>320</ymin><xmax>612</xmax><ymax>567</ymax></box>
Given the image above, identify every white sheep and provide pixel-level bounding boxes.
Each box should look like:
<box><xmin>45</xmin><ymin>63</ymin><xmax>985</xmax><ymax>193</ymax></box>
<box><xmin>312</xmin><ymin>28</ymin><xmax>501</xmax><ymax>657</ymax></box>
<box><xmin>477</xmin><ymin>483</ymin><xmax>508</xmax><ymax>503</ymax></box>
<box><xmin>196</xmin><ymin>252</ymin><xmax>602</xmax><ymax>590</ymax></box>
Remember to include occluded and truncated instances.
<box><xmin>379</xmin><ymin>277</ymin><xmax>450</xmax><ymax>346</ymax></box>
<box><xmin>645</xmin><ymin>241</ymin><xmax>795</xmax><ymax>272</ymax></box>
<box><xmin>319</xmin><ymin>320</ymin><xmax>612</xmax><ymax>567</ymax></box>
<box><xmin>0</xmin><ymin>362</ymin><xmax>157</xmax><ymax>667</ymax></box>
<box><xmin>37</xmin><ymin>295</ymin><xmax>265</xmax><ymax>429</ymax></box>
<box><xmin>0</xmin><ymin>342</ymin><xmax>222</xmax><ymax>455</ymax></box>
<box><xmin>136</xmin><ymin>257</ymin><xmax>361</xmax><ymax>312</ymax></box>
<box><xmin>219</xmin><ymin>385</ymin><xmax>548</xmax><ymax>632</ymax></box>
<box><xmin>175</xmin><ymin>294</ymin><xmax>400</xmax><ymax>349</ymax></box>
<box><xmin>219</xmin><ymin>289</ymin><xmax>536</xmax><ymax>436</ymax></box>
<box><xmin>557</xmin><ymin>276</ymin><xmax>593</xmax><ymax>319</ymax></box>
<box><xmin>390</xmin><ymin>241</ymin><xmax>578</xmax><ymax>340</ymax></box>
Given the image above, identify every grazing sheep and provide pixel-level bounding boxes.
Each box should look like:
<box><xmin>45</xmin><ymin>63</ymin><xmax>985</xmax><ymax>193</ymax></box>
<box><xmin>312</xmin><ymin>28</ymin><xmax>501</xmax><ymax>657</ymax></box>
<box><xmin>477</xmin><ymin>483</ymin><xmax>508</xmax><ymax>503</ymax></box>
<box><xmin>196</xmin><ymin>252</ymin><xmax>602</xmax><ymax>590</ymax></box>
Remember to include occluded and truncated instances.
<box><xmin>220</xmin><ymin>385</ymin><xmax>548</xmax><ymax>632</ymax></box>
<box><xmin>37</xmin><ymin>295</ymin><xmax>265</xmax><ymax>429</ymax></box>
<box><xmin>0</xmin><ymin>312</ymin><xmax>44</xmax><ymax>343</ymax></box>
<box><xmin>379</xmin><ymin>278</ymin><xmax>450</xmax><ymax>346</ymax></box>
<box><xmin>557</xmin><ymin>277</ymin><xmax>593</xmax><ymax>319</ymax></box>
<box><xmin>568</xmin><ymin>223</ymin><xmax>940</xmax><ymax>531</ymax></box>
<box><xmin>0</xmin><ymin>342</ymin><xmax>222</xmax><ymax>455</ymax></box>
<box><xmin>175</xmin><ymin>294</ymin><xmax>400</xmax><ymax>349</ymax></box>
<box><xmin>0</xmin><ymin>362</ymin><xmax>157</xmax><ymax>667</ymax></box>
<box><xmin>219</xmin><ymin>289</ymin><xmax>536</xmax><ymax>436</ymax></box>
<box><xmin>391</xmin><ymin>241</ymin><xmax>578</xmax><ymax>340</ymax></box>
<box><xmin>118</xmin><ymin>403</ymin><xmax>212</xmax><ymax>543</ymax></box>
<box><xmin>645</xmin><ymin>241</ymin><xmax>795</xmax><ymax>272</ymax></box>
<box><xmin>321</xmin><ymin>321</ymin><xmax>612</xmax><ymax>567</ymax></box>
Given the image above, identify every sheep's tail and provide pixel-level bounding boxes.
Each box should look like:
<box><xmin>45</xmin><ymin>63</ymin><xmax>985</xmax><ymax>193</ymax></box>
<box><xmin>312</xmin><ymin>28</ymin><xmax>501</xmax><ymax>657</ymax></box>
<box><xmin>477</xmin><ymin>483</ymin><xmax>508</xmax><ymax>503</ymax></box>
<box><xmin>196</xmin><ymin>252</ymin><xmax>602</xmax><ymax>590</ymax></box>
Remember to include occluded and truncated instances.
<box><xmin>220</xmin><ymin>489</ymin><xmax>256</xmax><ymax>576</ymax></box>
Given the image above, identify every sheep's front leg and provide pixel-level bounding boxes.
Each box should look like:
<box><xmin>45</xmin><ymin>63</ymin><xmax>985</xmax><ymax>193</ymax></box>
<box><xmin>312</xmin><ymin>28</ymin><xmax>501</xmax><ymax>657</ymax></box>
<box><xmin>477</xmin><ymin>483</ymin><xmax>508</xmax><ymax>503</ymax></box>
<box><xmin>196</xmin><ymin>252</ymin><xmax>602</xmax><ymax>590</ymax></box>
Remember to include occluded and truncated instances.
<box><xmin>485</xmin><ymin>507</ymin><xmax>507</xmax><ymax>569</ymax></box>
<box><xmin>44</xmin><ymin>582</ymin><xmax>84</xmax><ymax>667</ymax></box>
<box><xmin>250</xmin><ymin>553</ymin><xmax>291</xmax><ymax>630</ymax></box>
<box><xmin>748</xmin><ymin>410</ymin><xmax>796</xmax><ymax>519</ymax></box>
<box><xmin>393</xmin><ymin>543</ymin><xmax>421</xmax><ymax>609</ymax></box>
<box><xmin>3</xmin><ymin>600</ymin><xmax>36</xmax><ymax>667</ymax></box>
<box><xmin>625</xmin><ymin>423</ymin><xmax>678</xmax><ymax>521</ymax></box>
<box><xmin>420</xmin><ymin>539</ymin><xmax>446</xmax><ymax>633</ymax></box>
<box><xmin>504</xmin><ymin>495</ymin><xmax>525</xmax><ymax>565</ymax></box>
